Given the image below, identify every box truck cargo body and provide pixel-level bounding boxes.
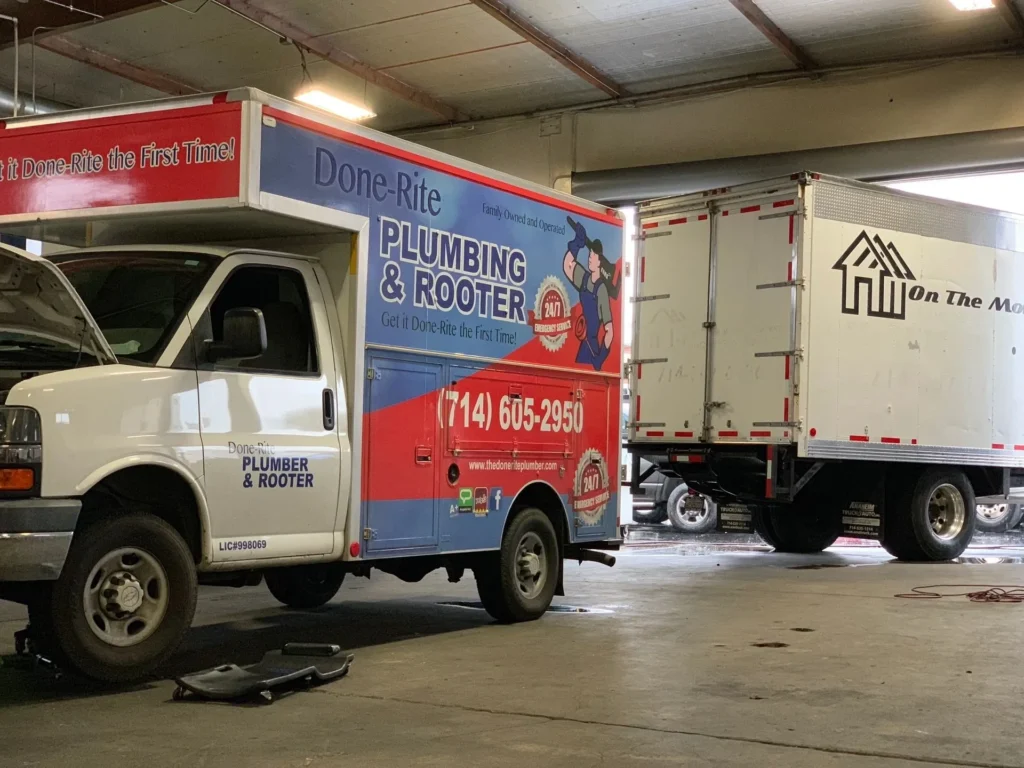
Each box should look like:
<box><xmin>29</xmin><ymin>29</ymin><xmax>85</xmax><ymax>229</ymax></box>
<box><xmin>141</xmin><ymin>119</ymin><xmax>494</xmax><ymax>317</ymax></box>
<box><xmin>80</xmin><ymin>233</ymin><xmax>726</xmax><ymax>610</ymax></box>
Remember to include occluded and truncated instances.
<box><xmin>0</xmin><ymin>89</ymin><xmax>623</xmax><ymax>682</ymax></box>
<box><xmin>628</xmin><ymin>173</ymin><xmax>1024</xmax><ymax>560</ymax></box>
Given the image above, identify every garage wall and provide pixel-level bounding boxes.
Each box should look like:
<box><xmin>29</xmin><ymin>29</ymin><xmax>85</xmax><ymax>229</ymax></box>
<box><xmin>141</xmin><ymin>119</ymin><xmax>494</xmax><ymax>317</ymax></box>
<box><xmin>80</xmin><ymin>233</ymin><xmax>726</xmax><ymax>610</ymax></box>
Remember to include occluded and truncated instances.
<box><xmin>411</xmin><ymin>57</ymin><xmax>1024</xmax><ymax>194</ymax></box>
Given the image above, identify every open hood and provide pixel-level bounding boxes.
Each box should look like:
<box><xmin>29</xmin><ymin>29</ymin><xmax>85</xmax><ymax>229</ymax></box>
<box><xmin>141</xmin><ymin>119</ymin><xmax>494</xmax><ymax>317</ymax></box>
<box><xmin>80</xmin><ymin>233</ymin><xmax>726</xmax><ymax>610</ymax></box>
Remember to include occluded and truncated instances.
<box><xmin>0</xmin><ymin>244</ymin><xmax>117</xmax><ymax>365</ymax></box>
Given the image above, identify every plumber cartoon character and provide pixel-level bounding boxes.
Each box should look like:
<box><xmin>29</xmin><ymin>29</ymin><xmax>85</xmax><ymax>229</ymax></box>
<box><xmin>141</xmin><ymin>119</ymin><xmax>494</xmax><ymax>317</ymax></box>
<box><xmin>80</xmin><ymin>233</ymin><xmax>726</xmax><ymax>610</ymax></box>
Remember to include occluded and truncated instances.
<box><xmin>563</xmin><ymin>217</ymin><xmax>620</xmax><ymax>371</ymax></box>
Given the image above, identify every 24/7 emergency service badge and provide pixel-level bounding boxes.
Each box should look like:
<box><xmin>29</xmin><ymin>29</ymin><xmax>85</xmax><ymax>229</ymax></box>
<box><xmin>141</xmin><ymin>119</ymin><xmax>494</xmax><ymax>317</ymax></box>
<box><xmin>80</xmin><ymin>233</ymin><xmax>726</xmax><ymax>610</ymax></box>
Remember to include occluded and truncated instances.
<box><xmin>573</xmin><ymin>448</ymin><xmax>610</xmax><ymax>526</ymax></box>
<box><xmin>530</xmin><ymin>275</ymin><xmax>572</xmax><ymax>352</ymax></box>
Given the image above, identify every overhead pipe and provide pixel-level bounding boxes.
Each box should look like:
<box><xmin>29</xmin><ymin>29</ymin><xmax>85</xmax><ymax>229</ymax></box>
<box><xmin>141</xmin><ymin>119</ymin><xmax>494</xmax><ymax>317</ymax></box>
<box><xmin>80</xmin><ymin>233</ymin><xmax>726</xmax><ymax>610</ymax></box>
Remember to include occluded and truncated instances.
<box><xmin>0</xmin><ymin>86</ymin><xmax>64</xmax><ymax>117</ymax></box>
<box><xmin>0</xmin><ymin>13</ymin><xmax>18</xmax><ymax>116</ymax></box>
<box><xmin>571</xmin><ymin>127</ymin><xmax>1024</xmax><ymax>205</ymax></box>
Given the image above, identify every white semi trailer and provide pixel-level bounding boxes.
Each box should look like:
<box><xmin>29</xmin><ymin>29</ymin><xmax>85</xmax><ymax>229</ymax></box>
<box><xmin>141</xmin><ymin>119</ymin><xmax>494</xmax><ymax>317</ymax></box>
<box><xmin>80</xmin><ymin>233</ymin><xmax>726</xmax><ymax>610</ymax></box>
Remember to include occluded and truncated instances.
<box><xmin>627</xmin><ymin>172</ymin><xmax>1023</xmax><ymax>561</ymax></box>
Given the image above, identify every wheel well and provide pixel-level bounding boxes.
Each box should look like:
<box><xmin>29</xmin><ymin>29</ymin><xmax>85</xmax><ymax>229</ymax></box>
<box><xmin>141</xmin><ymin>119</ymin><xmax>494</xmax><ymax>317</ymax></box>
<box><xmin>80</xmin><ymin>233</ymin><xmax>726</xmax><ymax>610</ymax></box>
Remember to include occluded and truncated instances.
<box><xmin>509</xmin><ymin>482</ymin><xmax>569</xmax><ymax>547</ymax></box>
<box><xmin>79</xmin><ymin>466</ymin><xmax>203</xmax><ymax>563</ymax></box>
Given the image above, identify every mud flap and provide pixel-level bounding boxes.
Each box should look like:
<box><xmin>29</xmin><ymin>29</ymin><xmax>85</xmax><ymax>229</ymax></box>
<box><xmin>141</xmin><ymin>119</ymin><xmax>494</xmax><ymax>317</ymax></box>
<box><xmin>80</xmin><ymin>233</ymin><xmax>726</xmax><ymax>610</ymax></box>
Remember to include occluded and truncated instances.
<box><xmin>173</xmin><ymin>644</ymin><xmax>353</xmax><ymax>704</ymax></box>
<box><xmin>717</xmin><ymin>502</ymin><xmax>755</xmax><ymax>533</ymax></box>
<box><xmin>840</xmin><ymin>474</ymin><xmax>886</xmax><ymax>540</ymax></box>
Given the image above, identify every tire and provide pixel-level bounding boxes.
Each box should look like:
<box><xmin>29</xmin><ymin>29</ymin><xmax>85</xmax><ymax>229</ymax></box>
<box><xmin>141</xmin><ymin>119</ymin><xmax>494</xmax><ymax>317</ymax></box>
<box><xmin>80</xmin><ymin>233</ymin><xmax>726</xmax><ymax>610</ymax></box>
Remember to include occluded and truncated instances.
<box><xmin>767</xmin><ymin>497</ymin><xmax>842</xmax><ymax>554</ymax></box>
<box><xmin>475</xmin><ymin>507</ymin><xmax>559</xmax><ymax>623</ymax></box>
<box><xmin>666</xmin><ymin>485</ymin><xmax>717</xmax><ymax>534</ymax></box>
<box><xmin>975</xmin><ymin>502</ymin><xmax>1019</xmax><ymax>534</ymax></box>
<box><xmin>45</xmin><ymin>514</ymin><xmax>198</xmax><ymax>684</ymax></box>
<box><xmin>632</xmin><ymin>504</ymin><xmax>668</xmax><ymax>524</ymax></box>
<box><xmin>1009</xmin><ymin>504</ymin><xmax>1024</xmax><ymax>531</ymax></box>
<box><xmin>882</xmin><ymin>468</ymin><xmax>975</xmax><ymax>561</ymax></box>
<box><xmin>265</xmin><ymin>564</ymin><xmax>345</xmax><ymax>609</ymax></box>
<box><xmin>752</xmin><ymin>506</ymin><xmax>781</xmax><ymax>548</ymax></box>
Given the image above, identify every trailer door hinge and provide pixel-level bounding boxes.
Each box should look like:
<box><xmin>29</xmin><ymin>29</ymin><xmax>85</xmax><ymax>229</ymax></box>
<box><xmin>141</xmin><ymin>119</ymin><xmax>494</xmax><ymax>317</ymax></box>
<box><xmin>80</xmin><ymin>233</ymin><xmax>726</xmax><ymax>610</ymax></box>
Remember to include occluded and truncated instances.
<box><xmin>631</xmin><ymin>293</ymin><xmax>670</xmax><ymax>303</ymax></box>
<box><xmin>702</xmin><ymin>321</ymin><xmax>715</xmax><ymax>329</ymax></box>
<box><xmin>363</xmin><ymin>528</ymin><xmax>375</xmax><ymax>540</ymax></box>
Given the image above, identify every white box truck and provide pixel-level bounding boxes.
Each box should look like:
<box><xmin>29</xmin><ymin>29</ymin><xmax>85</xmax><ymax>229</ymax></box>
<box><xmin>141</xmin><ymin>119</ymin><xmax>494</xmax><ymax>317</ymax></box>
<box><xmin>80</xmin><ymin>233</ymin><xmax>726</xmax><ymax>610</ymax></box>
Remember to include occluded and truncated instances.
<box><xmin>0</xmin><ymin>89</ymin><xmax>625</xmax><ymax>682</ymax></box>
<box><xmin>627</xmin><ymin>172</ymin><xmax>1024</xmax><ymax>561</ymax></box>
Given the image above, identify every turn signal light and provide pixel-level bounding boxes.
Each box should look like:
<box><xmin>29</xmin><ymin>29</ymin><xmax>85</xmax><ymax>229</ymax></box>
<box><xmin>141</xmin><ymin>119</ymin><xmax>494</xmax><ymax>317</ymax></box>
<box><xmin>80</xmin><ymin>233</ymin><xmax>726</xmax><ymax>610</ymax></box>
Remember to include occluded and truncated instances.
<box><xmin>0</xmin><ymin>468</ymin><xmax>34</xmax><ymax>491</ymax></box>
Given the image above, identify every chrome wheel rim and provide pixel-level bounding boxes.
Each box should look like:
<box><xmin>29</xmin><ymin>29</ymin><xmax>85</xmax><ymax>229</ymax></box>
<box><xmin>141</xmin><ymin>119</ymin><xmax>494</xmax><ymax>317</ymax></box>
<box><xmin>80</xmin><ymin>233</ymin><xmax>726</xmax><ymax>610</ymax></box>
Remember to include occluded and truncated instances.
<box><xmin>978</xmin><ymin>504</ymin><xmax>1010</xmax><ymax>523</ymax></box>
<box><xmin>515</xmin><ymin>532</ymin><xmax>547</xmax><ymax>600</ymax></box>
<box><xmin>677</xmin><ymin>495</ymin><xmax>710</xmax><ymax>525</ymax></box>
<box><xmin>928</xmin><ymin>484</ymin><xmax>966</xmax><ymax>541</ymax></box>
<box><xmin>83</xmin><ymin>547</ymin><xmax>169</xmax><ymax>648</ymax></box>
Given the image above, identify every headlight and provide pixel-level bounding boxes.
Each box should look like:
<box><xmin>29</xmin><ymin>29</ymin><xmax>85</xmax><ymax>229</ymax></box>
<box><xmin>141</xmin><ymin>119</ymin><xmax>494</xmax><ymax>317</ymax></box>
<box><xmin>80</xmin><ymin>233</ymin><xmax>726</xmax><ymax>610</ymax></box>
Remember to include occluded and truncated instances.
<box><xmin>0</xmin><ymin>408</ymin><xmax>41</xmax><ymax>492</ymax></box>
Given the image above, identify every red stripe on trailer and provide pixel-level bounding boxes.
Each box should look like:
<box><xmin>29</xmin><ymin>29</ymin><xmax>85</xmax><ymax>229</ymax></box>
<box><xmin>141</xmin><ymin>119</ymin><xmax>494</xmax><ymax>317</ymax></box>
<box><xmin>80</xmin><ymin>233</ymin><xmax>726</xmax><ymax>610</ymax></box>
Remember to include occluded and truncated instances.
<box><xmin>783</xmin><ymin>398</ymin><xmax>790</xmax><ymax>422</ymax></box>
<box><xmin>635</xmin><ymin>396</ymin><xmax>641</xmax><ymax>420</ymax></box>
<box><xmin>265</xmin><ymin>107</ymin><xmax>622</xmax><ymax>227</ymax></box>
<box><xmin>911</xmin><ymin>439</ymin><xmax>918</xmax><ymax>445</ymax></box>
<box><xmin>646</xmin><ymin>431</ymin><xmax>664</xmax><ymax>437</ymax></box>
<box><xmin>640</xmin><ymin>256</ymin><xmax>646</xmax><ymax>283</ymax></box>
<box><xmin>993</xmin><ymin>443</ymin><xmax>1005</xmax><ymax>450</ymax></box>
<box><xmin>642</xmin><ymin>222</ymin><xmax>659</xmax><ymax>230</ymax></box>
<box><xmin>719</xmin><ymin>430</ymin><xmax>739</xmax><ymax>437</ymax></box>
<box><xmin>765</xmin><ymin>444</ymin><xmax>775</xmax><ymax>497</ymax></box>
<box><xmin>774</xmin><ymin>199</ymin><xmax>795</xmax><ymax>208</ymax></box>
<box><xmin>787</xmin><ymin>262</ymin><xmax>793</xmax><ymax>281</ymax></box>
<box><xmin>784</xmin><ymin>355</ymin><xmax>791</xmax><ymax>380</ymax></box>
<box><xmin>722</xmin><ymin>210</ymin><xmax>730</xmax><ymax>217</ymax></box>
<box><xmin>669</xmin><ymin>217</ymin><xmax>687</xmax><ymax>225</ymax></box>
<box><xmin>675</xmin><ymin>431</ymin><xmax>694</xmax><ymax>438</ymax></box>
<box><xmin>881</xmin><ymin>437</ymin><xmax>901</xmax><ymax>444</ymax></box>
<box><xmin>698</xmin><ymin>214</ymin><xmax>709</xmax><ymax>221</ymax></box>
<box><xmin>1015</xmin><ymin>445</ymin><xmax>1024</xmax><ymax>451</ymax></box>
<box><xmin>751</xmin><ymin>431</ymin><xmax>772</xmax><ymax>438</ymax></box>
<box><xmin>636</xmin><ymin>363</ymin><xmax>643</xmax><ymax>380</ymax></box>
<box><xmin>850</xmin><ymin>435</ymin><xmax>869</xmax><ymax>442</ymax></box>
<box><xmin>741</xmin><ymin>205</ymin><xmax>761</xmax><ymax>214</ymax></box>
<box><xmin>788</xmin><ymin>215</ymin><xmax>795</xmax><ymax>245</ymax></box>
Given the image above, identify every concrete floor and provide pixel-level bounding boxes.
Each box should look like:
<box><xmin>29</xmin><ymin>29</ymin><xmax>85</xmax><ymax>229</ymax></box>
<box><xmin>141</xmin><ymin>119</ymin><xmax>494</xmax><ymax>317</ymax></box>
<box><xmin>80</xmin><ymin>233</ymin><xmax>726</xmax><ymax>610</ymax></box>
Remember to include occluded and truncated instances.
<box><xmin>2</xmin><ymin>539</ymin><xmax>1024</xmax><ymax>768</ymax></box>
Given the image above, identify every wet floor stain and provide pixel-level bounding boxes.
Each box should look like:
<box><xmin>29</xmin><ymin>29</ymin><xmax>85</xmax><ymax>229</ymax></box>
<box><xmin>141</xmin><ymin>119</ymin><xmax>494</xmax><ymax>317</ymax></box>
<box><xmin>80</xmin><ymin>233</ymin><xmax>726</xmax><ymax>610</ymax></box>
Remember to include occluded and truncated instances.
<box><xmin>788</xmin><ymin>564</ymin><xmax>848</xmax><ymax>570</ymax></box>
<box><xmin>752</xmin><ymin>642</ymin><xmax>790</xmax><ymax>648</ymax></box>
<box><xmin>437</xmin><ymin>601</ymin><xmax>612</xmax><ymax>614</ymax></box>
<box><xmin>790</xmin><ymin>627</ymin><xmax>815</xmax><ymax>632</ymax></box>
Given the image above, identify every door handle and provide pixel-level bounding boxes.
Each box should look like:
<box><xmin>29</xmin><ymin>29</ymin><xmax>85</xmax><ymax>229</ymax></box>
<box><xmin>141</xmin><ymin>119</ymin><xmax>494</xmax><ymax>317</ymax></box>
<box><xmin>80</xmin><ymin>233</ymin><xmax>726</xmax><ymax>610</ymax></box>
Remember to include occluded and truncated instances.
<box><xmin>323</xmin><ymin>389</ymin><xmax>335</xmax><ymax>431</ymax></box>
<box><xmin>415</xmin><ymin>446</ymin><xmax>433</xmax><ymax>464</ymax></box>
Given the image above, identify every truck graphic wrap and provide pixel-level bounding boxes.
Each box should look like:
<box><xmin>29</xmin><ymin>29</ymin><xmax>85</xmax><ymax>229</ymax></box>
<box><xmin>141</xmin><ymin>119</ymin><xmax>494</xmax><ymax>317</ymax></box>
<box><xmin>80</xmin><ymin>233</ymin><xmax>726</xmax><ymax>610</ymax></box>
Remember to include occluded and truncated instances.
<box><xmin>260</xmin><ymin>109</ymin><xmax>623</xmax><ymax>555</ymax></box>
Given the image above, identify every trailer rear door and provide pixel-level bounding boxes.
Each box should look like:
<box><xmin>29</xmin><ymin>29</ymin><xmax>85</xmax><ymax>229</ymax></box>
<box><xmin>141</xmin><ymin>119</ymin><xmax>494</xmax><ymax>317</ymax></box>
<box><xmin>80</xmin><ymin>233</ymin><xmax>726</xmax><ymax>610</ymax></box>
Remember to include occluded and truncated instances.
<box><xmin>630</xmin><ymin>206</ymin><xmax>711</xmax><ymax>443</ymax></box>
<box><xmin>631</xmin><ymin>186</ymin><xmax>802</xmax><ymax>445</ymax></box>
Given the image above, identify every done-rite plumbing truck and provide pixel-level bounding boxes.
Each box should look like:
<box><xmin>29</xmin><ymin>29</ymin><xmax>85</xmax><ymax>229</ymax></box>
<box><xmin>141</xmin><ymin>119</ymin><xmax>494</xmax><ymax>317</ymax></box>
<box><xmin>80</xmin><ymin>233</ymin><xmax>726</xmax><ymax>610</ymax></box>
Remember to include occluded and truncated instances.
<box><xmin>0</xmin><ymin>89</ymin><xmax>624</xmax><ymax>683</ymax></box>
<box><xmin>627</xmin><ymin>173</ymin><xmax>1024</xmax><ymax>562</ymax></box>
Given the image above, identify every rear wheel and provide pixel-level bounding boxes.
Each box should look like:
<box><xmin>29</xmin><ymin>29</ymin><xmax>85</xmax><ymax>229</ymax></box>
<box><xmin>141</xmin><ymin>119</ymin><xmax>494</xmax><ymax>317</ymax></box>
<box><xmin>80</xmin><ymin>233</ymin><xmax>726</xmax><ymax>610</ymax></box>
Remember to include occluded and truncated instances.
<box><xmin>882</xmin><ymin>468</ymin><xmax>975</xmax><ymax>561</ymax></box>
<box><xmin>667</xmin><ymin>485</ymin><xmax>717</xmax><ymax>534</ymax></box>
<box><xmin>975</xmin><ymin>502</ymin><xmax>1022</xmax><ymax>534</ymax></box>
<box><xmin>44</xmin><ymin>514</ymin><xmax>198</xmax><ymax>683</ymax></box>
<box><xmin>752</xmin><ymin>506</ymin><xmax>780</xmax><ymax>548</ymax></box>
<box><xmin>266</xmin><ymin>564</ymin><xmax>345</xmax><ymax>609</ymax></box>
<box><xmin>632</xmin><ymin>504</ymin><xmax>668</xmax><ymax>524</ymax></box>
<box><xmin>767</xmin><ymin>496</ymin><xmax>842</xmax><ymax>554</ymax></box>
<box><xmin>475</xmin><ymin>507</ymin><xmax>559</xmax><ymax>623</ymax></box>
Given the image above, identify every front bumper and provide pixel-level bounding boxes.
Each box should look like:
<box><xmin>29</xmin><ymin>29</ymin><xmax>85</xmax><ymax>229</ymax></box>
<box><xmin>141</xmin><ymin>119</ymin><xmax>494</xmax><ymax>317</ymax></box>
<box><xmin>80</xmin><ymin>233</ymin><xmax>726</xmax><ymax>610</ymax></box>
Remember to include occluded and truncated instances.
<box><xmin>0</xmin><ymin>498</ymin><xmax>81</xmax><ymax>581</ymax></box>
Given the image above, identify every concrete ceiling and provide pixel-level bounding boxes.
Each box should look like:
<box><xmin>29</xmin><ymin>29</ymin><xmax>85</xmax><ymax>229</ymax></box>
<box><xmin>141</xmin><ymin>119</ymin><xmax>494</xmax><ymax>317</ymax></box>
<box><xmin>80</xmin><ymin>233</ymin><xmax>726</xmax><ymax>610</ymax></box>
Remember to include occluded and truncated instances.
<box><xmin>0</xmin><ymin>0</ymin><xmax>1021</xmax><ymax>130</ymax></box>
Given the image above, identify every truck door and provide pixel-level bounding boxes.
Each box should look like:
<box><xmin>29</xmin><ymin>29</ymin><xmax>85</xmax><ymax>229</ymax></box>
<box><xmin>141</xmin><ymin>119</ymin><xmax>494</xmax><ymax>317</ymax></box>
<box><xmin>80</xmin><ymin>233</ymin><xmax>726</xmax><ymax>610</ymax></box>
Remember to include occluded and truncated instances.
<box><xmin>362</xmin><ymin>353</ymin><xmax>440</xmax><ymax>552</ymax></box>
<box><xmin>195</xmin><ymin>258</ymin><xmax>342</xmax><ymax>560</ymax></box>
<box><xmin>574</xmin><ymin>379</ymin><xmax>615</xmax><ymax>539</ymax></box>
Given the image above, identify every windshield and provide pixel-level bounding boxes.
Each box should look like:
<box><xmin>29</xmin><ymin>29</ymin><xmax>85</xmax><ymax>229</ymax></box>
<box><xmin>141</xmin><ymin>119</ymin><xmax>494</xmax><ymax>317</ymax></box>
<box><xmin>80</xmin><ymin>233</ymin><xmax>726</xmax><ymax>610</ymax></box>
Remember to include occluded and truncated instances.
<box><xmin>50</xmin><ymin>252</ymin><xmax>214</xmax><ymax>364</ymax></box>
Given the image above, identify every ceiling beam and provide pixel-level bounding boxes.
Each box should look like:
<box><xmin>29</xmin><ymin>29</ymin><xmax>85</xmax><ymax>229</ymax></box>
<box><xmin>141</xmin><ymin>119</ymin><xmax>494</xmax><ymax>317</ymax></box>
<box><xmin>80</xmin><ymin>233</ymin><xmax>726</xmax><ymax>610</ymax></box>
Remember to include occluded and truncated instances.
<box><xmin>994</xmin><ymin>0</ymin><xmax>1024</xmax><ymax>39</ymax></box>
<box><xmin>0</xmin><ymin>0</ymin><xmax>159</xmax><ymax>47</ymax></box>
<box><xmin>210</xmin><ymin>0</ymin><xmax>465</xmax><ymax>122</ymax></box>
<box><xmin>466</xmin><ymin>0</ymin><xmax>627</xmax><ymax>98</ymax></box>
<box><xmin>39</xmin><ymin>36</ymin><xmax>201</xmax><ymax>96</ymax></box>
<box><xmin>725</xmin><ymin>0</ymin><xmax>817</xmax><ymax>71</ymax></box>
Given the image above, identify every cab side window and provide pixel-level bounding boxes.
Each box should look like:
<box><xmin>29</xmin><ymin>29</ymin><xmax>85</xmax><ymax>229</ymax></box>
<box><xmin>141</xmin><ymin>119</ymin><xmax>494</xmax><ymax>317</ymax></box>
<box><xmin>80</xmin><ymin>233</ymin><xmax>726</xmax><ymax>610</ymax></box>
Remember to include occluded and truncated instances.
<box><xmin>205</xmin><ymin>265</ymin><xmax>318</xmax><ymax>375</ymax></box>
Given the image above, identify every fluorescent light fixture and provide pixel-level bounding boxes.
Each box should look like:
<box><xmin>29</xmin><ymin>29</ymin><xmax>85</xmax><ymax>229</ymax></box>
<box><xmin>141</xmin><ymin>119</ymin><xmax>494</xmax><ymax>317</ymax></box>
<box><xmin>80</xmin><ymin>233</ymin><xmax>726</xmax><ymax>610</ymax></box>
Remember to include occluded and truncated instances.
<box><xmin>295</xmin><ymin>89</ymin><xmax>376</xmax><ymax>121</ymax></box>
<box><xmin>949</xmin><ymin>0</ymin><xmax>994</xmax><ymax>10</ymax></box>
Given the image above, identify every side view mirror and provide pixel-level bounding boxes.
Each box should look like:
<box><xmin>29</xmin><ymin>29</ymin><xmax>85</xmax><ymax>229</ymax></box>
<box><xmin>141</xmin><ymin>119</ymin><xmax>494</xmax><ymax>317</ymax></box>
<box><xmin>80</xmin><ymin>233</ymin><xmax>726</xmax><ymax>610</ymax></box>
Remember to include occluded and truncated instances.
<box><xmin>207</xmin><ymin>307</ymin><xmax>267</xmax><ymax>362</ymax></box>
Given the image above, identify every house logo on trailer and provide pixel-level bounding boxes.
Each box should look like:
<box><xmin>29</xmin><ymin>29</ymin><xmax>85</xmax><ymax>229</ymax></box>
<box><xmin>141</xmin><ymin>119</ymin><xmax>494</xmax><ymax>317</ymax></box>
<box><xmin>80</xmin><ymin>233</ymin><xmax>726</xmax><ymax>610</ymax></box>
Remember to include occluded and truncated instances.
<box><xmin>832</xmin><ymin>230</ymin><xmax>917</xmax><ymax>320</ymax></box>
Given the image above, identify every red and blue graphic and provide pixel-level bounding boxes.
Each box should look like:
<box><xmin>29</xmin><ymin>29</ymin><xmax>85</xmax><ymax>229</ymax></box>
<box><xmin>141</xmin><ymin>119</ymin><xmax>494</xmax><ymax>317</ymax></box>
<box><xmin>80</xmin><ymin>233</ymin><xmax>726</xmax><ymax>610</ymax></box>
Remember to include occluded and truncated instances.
<box><xmin>259</xmin><ymin>108</ymin><xmax>622</xmax><ymax>557</ymax></box>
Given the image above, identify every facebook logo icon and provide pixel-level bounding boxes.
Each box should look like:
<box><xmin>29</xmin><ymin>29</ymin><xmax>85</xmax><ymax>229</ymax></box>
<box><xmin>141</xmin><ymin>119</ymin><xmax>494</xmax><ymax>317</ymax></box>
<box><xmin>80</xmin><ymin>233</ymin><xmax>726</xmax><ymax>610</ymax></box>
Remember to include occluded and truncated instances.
<box><xmin>490</xmin><ymin>488</ymin><xmax>503</xmax><ymax>514</ymax></box>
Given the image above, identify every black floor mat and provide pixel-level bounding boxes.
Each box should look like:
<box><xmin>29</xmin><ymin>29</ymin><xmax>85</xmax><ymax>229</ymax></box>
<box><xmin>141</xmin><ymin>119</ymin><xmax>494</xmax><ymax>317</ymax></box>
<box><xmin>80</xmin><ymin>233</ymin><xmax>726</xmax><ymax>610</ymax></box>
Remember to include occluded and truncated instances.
<box><xmin>173</xmin><ymin>643</ymin><xmax>353</xmax><ymax>704</ymax></box>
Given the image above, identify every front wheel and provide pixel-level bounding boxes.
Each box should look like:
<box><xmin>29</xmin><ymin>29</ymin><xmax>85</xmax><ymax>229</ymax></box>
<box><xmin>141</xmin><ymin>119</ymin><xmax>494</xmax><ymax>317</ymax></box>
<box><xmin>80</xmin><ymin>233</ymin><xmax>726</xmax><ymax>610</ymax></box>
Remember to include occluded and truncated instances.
<box><xmin>475</xmin><ymin>508</ymin><xmax>559</xmax><ymax>623</ymax></box>
<box><xmin>265</xmin><ymin>564</ymin><xmax>345</xmax><ymax>609</ymax></box>
<box><xmin>666</xmin><ymin>485</ymin><xmax>717</xmax><ymax>534</ymax></box>
<box><xmin>882</xmin><ymin>468</ymin><xmax>975</xmax><ymax>561</ymax></box>
<box><xmin>975</xmin><ymin>502</ymin><xmax>1022</xmax><ymax>534</ymax></box>
<box><xmin>44</xmin><ymin>514</ymin><xmax>198</xmax><ymax>683</ymax></box>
